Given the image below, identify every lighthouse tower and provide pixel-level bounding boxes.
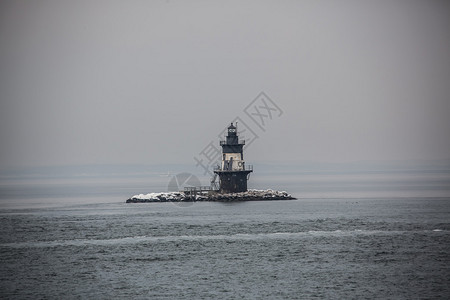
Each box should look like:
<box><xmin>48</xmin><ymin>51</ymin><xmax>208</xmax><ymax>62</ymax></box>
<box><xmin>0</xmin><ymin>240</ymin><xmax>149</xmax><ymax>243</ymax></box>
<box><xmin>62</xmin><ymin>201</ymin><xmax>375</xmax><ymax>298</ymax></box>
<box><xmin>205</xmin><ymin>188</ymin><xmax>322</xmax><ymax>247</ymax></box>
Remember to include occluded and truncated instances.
<box><xmin>214</xmin><ymin>123</ymin><xmax>253</xmax><ymax>193</ymax></box>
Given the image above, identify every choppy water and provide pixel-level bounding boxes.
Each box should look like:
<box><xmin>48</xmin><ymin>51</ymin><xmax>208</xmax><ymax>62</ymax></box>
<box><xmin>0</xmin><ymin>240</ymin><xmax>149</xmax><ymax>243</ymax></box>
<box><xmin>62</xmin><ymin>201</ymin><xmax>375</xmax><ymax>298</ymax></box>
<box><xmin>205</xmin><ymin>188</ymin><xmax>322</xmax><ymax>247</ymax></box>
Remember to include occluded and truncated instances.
<box><xmin>1</xmin><ymin>172</ymin><xmax>449</xmax><ymax>299</ymax></box>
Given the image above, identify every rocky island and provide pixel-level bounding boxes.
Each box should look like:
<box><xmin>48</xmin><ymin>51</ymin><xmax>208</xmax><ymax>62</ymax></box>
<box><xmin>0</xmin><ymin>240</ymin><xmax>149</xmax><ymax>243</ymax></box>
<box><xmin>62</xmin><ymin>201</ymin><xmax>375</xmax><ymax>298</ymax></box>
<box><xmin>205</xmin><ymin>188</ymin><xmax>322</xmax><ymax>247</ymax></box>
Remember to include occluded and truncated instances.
<box><xmin>126</xmin><ymin>189</ymin><xmax>296</xmax><ymax>203</ymax></box>
<box><xmin>126</xmin><ymin>123</ymin><xmax>296</xmax><ymax>204</ymax></box>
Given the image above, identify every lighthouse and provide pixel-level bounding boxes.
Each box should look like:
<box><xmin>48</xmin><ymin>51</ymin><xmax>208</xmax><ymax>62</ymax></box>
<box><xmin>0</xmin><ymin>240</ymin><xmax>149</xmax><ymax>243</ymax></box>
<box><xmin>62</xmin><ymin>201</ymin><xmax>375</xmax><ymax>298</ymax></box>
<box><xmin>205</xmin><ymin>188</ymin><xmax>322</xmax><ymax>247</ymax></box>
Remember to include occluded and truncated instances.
<box><xmin>214</xmin><ymin>123</ymin><xmax>253</xmax><ymax>193</ymax></box>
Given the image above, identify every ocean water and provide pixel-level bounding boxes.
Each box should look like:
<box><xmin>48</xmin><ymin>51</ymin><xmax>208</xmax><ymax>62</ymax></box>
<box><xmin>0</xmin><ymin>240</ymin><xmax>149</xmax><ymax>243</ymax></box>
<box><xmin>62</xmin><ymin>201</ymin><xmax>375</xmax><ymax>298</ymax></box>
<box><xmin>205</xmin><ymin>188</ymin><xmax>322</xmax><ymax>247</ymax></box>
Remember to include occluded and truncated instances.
<box><xmin>1</xmin><ymin>171</ymin><xmax>449</xmax><ymax>299</ymax></box>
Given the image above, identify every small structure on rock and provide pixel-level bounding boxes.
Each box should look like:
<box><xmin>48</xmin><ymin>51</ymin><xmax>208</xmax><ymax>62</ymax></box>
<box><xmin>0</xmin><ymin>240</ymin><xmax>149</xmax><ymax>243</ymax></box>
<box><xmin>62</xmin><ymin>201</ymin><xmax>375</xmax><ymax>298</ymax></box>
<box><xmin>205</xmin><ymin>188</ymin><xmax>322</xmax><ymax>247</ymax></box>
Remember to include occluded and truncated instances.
<box><xmin>214</xmin><ymin>122</ymin><xmax>253</xmax><ymax>193</ymax></box>
<box><xmin>126</xmin><ymin>122</ymin><xmax>296</xmax><ymax>203</ymax></box>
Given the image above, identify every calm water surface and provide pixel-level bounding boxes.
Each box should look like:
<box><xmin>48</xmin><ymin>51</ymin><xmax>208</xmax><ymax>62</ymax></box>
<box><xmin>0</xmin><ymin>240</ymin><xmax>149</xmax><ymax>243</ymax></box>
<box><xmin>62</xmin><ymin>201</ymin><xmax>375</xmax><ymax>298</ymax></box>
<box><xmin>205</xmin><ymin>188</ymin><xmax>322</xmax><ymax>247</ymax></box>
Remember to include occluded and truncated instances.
<box><xmin>0</xmin><ymin>172</ymin><xmax>449</xmax><ymax>299</ymax></box>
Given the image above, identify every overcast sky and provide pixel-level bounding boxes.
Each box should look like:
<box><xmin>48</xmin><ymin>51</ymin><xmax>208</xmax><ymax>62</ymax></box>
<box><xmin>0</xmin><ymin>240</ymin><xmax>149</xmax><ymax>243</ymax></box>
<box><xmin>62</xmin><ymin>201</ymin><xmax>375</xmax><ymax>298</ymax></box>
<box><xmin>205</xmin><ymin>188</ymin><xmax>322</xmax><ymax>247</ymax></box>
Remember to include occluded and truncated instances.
<box><xmin>1</xmin><ymin>0</ymin><xmax>449</xmax><ymax>170</ymax></box>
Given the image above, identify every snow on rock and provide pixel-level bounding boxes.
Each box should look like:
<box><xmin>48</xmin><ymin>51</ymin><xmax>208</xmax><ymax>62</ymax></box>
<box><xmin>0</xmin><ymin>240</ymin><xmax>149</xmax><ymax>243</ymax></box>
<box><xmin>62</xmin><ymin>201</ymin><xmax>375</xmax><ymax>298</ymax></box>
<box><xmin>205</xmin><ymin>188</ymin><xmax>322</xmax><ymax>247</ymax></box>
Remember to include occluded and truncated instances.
<box><xmin>129</xmin><ymin>192</ymin><xmax>184</xmax><ymax>202</ymax></box>
<box><xmin>126</xmin><ymin>189</ymin><xmax>295</xmax><ymax>203</ymax></box>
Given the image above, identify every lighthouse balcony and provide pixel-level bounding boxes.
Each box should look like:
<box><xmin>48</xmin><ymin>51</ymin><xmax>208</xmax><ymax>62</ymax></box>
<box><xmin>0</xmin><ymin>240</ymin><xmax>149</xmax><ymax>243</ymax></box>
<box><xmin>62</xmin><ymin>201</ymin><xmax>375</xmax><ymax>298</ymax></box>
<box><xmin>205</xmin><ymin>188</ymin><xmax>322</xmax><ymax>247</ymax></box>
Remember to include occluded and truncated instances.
<box><xmin>220</xmin><ymin>140</ymin><xmax>245</xmax><ymax>146</ymax></box>
<box><xmin>214</xmin><ymin>164</ymin><xmax>253</xmax><ymax>172</ymax></box>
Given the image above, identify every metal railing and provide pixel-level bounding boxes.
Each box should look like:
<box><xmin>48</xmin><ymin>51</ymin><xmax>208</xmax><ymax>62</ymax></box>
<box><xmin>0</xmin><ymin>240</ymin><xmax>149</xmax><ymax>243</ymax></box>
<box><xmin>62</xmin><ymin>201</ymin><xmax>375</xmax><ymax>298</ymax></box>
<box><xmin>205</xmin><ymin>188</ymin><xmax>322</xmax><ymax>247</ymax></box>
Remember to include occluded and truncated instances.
<box><xmin>219</xmin><ymin>140</ymin><xmax>245</xmax><ymax>146</ymax></box>
<box><xmin>213</xmin><ymin>164</ymin><xmax>253</xmax><ymax>171</ymax></box>
<box><xmin>184</xmin><ymin>186</ymin><xmax>218</xmax><ymax>194</ymax></box>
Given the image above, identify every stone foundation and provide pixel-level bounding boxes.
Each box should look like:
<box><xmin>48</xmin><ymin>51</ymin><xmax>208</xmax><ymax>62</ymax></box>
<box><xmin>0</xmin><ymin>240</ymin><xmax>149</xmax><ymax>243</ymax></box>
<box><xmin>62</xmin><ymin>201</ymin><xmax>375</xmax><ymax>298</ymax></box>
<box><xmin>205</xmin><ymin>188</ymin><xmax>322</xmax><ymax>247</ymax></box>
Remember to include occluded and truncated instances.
<box><xmin>126</xmin><ymin>189</ymin><xmax>296</xmax><ymax>203</ymax></box>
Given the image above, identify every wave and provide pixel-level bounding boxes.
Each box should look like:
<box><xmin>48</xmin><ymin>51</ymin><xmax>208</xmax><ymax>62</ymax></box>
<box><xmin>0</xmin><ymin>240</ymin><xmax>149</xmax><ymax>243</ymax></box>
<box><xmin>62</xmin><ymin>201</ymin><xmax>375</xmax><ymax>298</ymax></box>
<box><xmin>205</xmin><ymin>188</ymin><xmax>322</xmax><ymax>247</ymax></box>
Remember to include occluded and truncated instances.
<box><xmin>1</xmin><ymin>229</ymin><xmax>447</xmax><ymax>249</ymax></box>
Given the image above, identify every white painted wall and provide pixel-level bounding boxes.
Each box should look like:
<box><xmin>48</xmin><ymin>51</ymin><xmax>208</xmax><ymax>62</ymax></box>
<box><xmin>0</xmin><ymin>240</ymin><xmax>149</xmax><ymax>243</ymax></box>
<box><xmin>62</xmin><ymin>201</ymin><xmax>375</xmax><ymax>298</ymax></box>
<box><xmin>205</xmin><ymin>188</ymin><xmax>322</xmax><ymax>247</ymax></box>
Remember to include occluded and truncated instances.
<box><xmin>221</xmin><ymin>153</ymin><xmax>245</xmax><ymax>170</ymax></box>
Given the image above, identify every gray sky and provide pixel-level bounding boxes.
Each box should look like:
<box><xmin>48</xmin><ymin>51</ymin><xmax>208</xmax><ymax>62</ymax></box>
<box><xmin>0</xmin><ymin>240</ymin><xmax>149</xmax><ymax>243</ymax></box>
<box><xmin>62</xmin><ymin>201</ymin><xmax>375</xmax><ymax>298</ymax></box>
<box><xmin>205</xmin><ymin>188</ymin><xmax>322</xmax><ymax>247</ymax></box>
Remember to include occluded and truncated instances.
<box><xmin>1</xmin><ymin>0</ymin><xmax>449</xmax><ymax>170</ymax></box>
